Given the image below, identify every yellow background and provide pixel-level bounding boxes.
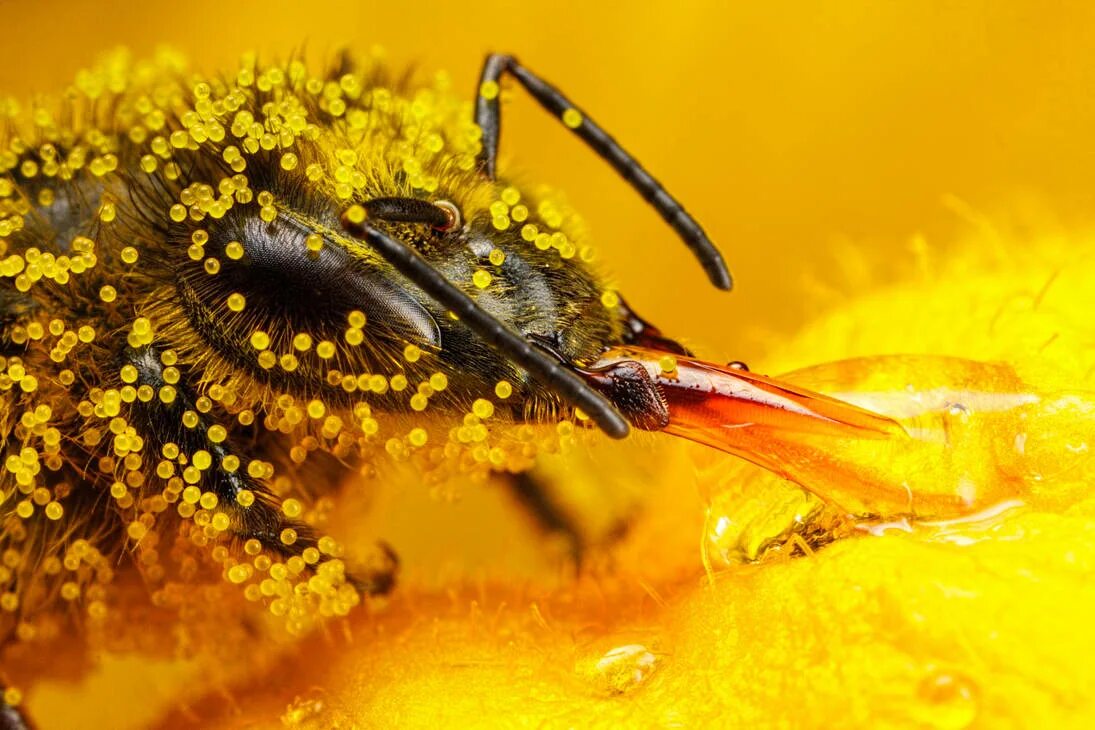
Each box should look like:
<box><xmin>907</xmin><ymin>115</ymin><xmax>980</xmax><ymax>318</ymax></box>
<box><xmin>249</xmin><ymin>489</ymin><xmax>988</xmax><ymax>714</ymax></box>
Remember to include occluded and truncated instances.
<box><xmin>5</xmin><ymin>0</ymin><xmax>1095</xmax><ymax>357</ymax></box>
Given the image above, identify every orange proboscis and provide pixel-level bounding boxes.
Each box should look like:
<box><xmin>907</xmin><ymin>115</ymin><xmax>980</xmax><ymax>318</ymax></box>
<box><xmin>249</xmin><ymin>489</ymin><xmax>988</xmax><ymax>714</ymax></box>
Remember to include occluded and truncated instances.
<box><xmin>586</xmin><ymin>347</ymin><xmax>1095</xmax><ymax>520</ymax></box>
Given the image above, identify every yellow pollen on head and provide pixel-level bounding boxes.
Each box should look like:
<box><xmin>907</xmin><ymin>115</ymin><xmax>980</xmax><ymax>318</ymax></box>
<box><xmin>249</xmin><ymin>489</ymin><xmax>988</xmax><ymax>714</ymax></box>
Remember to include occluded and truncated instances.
<box><xmin>495</xmin><ymin>380</ymin><xmax>513</xmax><ymax>399</ymax></box>
<box><xmin>99</xmin><ymin>285</ymin><xmax>117</xmax><ymax>303</ymax></box>
<box><xmin>250</xmin><ymin>331</ymin><xmax>270</xmax><ymax>350</ymax></box>
<box><xmin>316</xmin><ymin>341</ymin><xmax>336</xmax><ymax>359</ymax></box>
<box><xmin>473</xmin><ymin>269</ymin><xmax>493</xmax><ymax>289</ymax></box>
<box><xmin>227</xmin><ymin>293</ymin><xmax>246</xmax><ymax>312</ymax></box>
<box><xmin>344</xmin><ymin>204</ymin><xmax>366</xmax><ymax>224</ymax></box>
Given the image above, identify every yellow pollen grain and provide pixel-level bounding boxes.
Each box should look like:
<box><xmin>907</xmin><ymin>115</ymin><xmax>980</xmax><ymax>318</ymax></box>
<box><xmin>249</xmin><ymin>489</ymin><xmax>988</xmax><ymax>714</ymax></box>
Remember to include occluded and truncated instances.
<box><xmin>344</xmin><ymin>204</ymin><xmax>366</xmax><ymax>224</ymax></box>
<box><xmin>282</xmin><ymin>498</ymin><xmax>303</xmax><ymax>518</ymax></box>
<box><xmin>250</xmin><ymin>330</ymin><xmax>270</xmax><ymax>350</ymax></box>
<box><xmin>601</xmin><ymin>290</ymin><xmax>620</xmax><ymax>308</ymax></box>
<box><xmin>408</xmin><ymin>427</ymin><xmax>428</xmax><ymax>447</ymax></box>
<box><xmin>479</xmin><ymin>80</ymin><xmax>500</xmax><ymax>100</ymax></box>
<box><xmin>562</xmin><ymin>108</ymin><xmax>583</xmax><ymax>128</ymax></box>
<box><xmin>495</xmin><ymin>380</ymin><xmax>513</xmax><ymax>399</ymax></box>
<box><xmin>473</xmin><ymin>269</ymin><xmax>493</xmax><ymax>289</ymax></box>
<box><xmin>99</xmin><ymin>285</ymin><xmax>117</xmax><ymax>303</ymax></box>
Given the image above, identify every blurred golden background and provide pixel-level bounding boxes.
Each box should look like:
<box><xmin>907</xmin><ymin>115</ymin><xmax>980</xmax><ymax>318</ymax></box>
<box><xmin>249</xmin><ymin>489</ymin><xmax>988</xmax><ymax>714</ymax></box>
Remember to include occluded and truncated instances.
<box><xmin>5</xmin><ymin>0</ymin><xmax>1095</xmax><ymax>360</ymax></box>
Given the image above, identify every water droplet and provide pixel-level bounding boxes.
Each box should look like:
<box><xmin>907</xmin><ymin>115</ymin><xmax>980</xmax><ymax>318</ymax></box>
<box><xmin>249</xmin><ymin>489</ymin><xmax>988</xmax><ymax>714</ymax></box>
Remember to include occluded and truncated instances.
<box><xmin>916</xmin><ymin>670</ymin><xmax>979</xmax><ymax>729</ymax></box>
<box><xmin>580</xmin><ymin>643</ymin><xmax>660</xmax><ymax>695</ymax></box>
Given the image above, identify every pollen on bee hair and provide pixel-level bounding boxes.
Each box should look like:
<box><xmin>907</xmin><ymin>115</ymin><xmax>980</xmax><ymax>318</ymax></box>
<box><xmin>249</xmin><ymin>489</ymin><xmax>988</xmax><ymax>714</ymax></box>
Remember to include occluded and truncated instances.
<box><xmin>0</xmin><ymin>45</ymin><xmax>627</xmax><ymax>673</ymax></box>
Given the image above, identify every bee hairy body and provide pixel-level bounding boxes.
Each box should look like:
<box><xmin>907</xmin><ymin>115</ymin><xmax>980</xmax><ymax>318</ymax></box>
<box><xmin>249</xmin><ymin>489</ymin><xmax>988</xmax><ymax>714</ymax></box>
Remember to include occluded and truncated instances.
<box><xmin>0</xmin><ymin>48</ymin><xmax>729</xmax><ymax>720</ymax></box>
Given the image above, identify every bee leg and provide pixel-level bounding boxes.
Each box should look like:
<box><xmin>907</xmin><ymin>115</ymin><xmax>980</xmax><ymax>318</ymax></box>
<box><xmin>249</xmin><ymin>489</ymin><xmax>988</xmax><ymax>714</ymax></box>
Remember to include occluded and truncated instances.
<box><xmin>472</xmin><ymin>53</ymin><xmax>731</xmax><ymax>290</ymax></box>
<box><xmin>0</xmin><ymin>694</ymin><xmax>31</xmax><ymax>730</ymax></box>
<box><xmin>125</xmin><ymin>347</ymin><xmax>398</xmax><ymax>595</ymax></box>
<box><xmin>505</xmin><ymin>471</ymin><xmax>583</xmax><ymax>565</ymax></box>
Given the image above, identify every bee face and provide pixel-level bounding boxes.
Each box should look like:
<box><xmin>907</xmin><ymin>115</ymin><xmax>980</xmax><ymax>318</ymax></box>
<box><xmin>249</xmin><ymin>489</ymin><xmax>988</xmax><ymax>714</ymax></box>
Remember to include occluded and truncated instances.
<box><xmin>166</xmin><ymin>160</ymin><xmax>623</xmax><ymax>419</ymax></box>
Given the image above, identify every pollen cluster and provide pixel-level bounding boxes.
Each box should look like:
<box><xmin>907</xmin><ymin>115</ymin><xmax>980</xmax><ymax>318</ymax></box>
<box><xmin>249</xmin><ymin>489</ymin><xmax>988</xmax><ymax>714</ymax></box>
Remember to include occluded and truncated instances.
<box><xmin>0</xmin><ymin>47</ymin><xmax>623</xmax><ymax>693</ymax></box>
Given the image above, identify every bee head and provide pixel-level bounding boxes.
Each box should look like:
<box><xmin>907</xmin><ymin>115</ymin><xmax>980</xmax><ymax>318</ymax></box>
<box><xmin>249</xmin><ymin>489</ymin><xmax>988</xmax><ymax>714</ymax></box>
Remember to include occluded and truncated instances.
<box><xmin>162</xmin><ymin>159</ymin><xmax>628</xmax><ymax>434</ymax></box>
<box><xmin>132</xmin><ymin>55</ymin><xmax>724</xmax><ymax>447</ymax></box>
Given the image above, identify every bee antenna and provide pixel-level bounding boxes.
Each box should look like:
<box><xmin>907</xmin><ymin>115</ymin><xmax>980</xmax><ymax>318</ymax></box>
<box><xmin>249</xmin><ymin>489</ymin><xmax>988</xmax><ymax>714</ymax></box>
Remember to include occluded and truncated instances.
<box><xmin>364</xmin><ymin>197</ymin><xmax>458</xmax><ymax>231</ymax></box>
<box><xmin>340</xmin><ymin>213</ymin><xmax>631</xmax><ymax>439</ymax></box>
<box><xmin>474</xmin><ymin>54</ymin><xmax>733</xmax><ymax>291</ymax></box>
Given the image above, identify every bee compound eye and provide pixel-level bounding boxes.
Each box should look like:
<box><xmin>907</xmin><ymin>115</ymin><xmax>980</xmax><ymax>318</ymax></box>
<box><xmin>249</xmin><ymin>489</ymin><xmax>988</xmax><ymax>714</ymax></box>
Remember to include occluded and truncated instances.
<box><xmin>432</xmin><ymin>200</ymin><xmax>462</xmax><ymax>232</ymax></box>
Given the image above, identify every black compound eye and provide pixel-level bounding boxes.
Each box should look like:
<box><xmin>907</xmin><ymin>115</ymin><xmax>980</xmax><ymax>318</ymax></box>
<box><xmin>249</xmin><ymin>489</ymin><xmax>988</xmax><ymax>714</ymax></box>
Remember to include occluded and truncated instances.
<box><xmin>229</xmin><ymin>216</ymin><xmax>439</xmax><ymax>346</ymax></box>
<box><xmin>175</xmin><ymin>212</ymin><xmax>440</xmax><ymax>392</ymax></box>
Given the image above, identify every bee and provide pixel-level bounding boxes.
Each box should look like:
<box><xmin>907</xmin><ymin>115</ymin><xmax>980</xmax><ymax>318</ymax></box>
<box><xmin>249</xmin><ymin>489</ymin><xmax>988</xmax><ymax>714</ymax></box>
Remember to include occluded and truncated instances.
<box><xmin>0</xmin><ymin>49</ymin><xmax>730</xmax><ymax>722</ymax></box>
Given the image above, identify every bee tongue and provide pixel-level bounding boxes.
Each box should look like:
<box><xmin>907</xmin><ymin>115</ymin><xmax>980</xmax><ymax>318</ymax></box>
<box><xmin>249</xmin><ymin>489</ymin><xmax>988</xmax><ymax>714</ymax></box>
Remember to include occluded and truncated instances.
<box><xmin>583</xmin><ymin>346</ymin><xmax>903</xmax><ymax>443</ymax></box>
<box><xmin>578</xmin><ymin>345</ymin><xmax>911</xmax><ymax>506</ymax></box>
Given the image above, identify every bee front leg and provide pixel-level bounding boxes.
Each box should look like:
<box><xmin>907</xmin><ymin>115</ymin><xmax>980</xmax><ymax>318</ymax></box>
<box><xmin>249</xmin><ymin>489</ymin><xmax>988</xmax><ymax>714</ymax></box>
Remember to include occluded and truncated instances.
<box><xmin>124</xmin><ymin>346</ymin><xmax>398</xmax><ymax>596</ymax></box>
<box><xmin>0</xmin><ymin>691</ymin><xmax>31</xmax><ymax>730</ymax></box>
